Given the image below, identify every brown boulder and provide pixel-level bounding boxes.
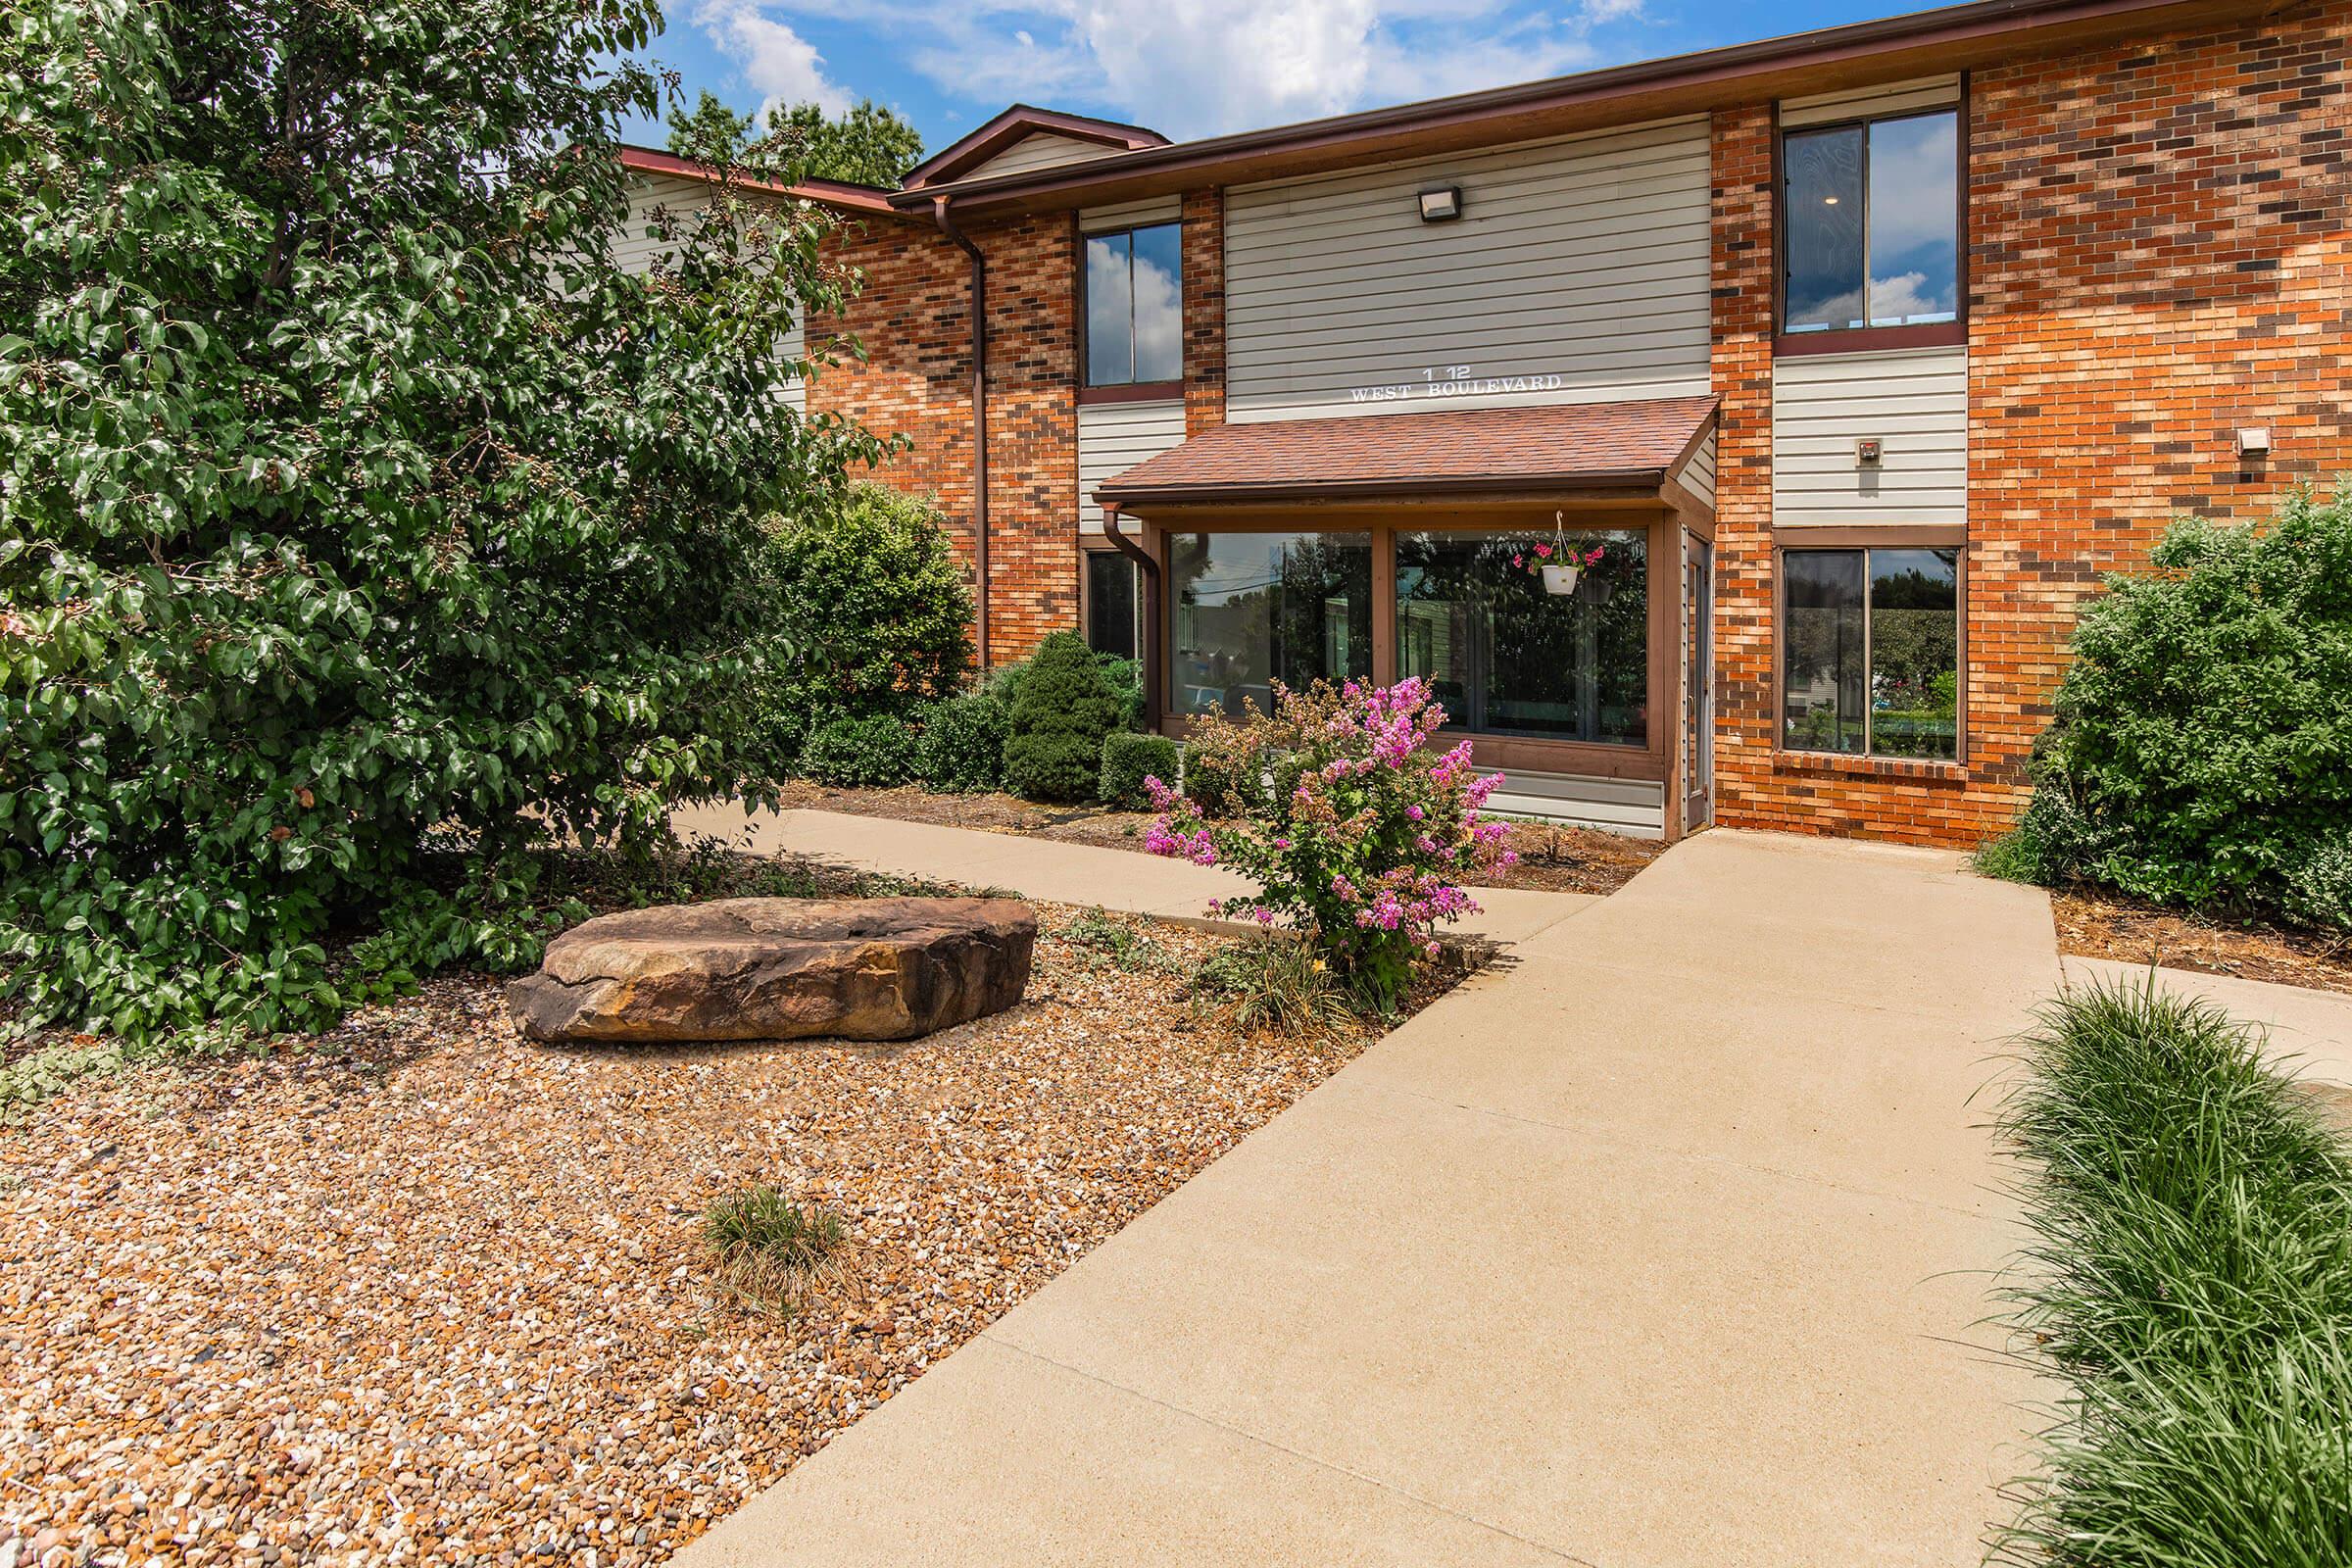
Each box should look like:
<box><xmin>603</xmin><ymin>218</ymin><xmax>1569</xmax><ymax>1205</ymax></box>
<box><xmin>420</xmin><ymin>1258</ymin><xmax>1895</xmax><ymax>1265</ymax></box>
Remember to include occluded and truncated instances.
<box><xmin>507</xmin><ymin>897</ymin><xmax>1036</xmax><ymax>1044</ymax></box>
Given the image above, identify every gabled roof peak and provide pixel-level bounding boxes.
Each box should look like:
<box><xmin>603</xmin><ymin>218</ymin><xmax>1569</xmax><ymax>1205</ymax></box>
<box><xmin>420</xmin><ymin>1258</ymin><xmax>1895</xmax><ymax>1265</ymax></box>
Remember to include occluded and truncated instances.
<box><xmin>901</xmin><ymin>104</ymin><xmax>1170</xmax><ymax>190</ymax></box>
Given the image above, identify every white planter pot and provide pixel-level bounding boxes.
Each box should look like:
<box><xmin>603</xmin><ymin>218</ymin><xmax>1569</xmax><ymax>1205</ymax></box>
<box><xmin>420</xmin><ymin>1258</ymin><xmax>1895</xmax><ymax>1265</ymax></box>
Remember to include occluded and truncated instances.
<box><xmin>1540</xmin><ymin>564</ymin><xmax>1582</xmax><ymax>596</ymax></box>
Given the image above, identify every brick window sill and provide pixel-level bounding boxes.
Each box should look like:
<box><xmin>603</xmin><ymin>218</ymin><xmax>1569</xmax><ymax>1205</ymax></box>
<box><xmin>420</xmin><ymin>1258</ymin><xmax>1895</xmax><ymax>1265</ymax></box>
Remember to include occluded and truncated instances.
<box><xmin>1774</xmin><ymin>750</ymin><xmax>1970</xmax><ymax>785</ymax></box>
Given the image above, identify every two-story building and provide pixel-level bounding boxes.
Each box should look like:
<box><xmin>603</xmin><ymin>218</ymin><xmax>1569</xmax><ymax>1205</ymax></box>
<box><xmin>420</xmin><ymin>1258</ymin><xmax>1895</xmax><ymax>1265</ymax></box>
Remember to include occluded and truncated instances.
<box><xmin>620</xmin><ymin>0</ymin><xmax>2350</xmax><ymax>847</ymax></box>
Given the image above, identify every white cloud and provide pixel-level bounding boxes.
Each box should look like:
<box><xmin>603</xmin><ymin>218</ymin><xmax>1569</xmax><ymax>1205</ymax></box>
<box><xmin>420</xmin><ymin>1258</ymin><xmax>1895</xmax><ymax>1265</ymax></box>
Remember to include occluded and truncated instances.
<box><xmin>784</xmin><ymin>0</ymin><xmax>1651</xmax><ymax>140</ymax></box>
<box><xmin>695</xmin><ymin>0</ymin><xmax>855</xmax><ymax>117</ymax></box>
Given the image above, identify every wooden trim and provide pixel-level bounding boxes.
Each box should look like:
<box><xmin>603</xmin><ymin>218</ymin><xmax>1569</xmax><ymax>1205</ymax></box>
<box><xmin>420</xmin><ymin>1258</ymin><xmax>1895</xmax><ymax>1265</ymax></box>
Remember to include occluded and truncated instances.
<box><xmin>1115</xmin><ymin>496</ymin><xmax>1668</xmax><ymax>529</ymax></box>
<box><xmin>1774</xmin><ymin>321</ymin><xmax>1968</xmax><ymax>357</ymax></box>
<box><xmin>1769</xmin><ymin>80</ymin><xmax>1969</xmax><ymax>351</ymax></box>
<box><xmin>1370</xmin><ymin>520</ymin><xmax>1398</xmax><ymax>703</ymax></box>
<box><xmin>1076</xmin><ymin>381</ymin><xmax>1187</xmax><ymax>406</ymax></box>
<box><xmin>1773</xmin><ymin>522</ymin><xmax>1967</xmax><ymax>547</ymax></box>
<box><xmin>1660</xmin><ymin>477</ymin><xmax>1715</xmax><ymax>541</ymax></box>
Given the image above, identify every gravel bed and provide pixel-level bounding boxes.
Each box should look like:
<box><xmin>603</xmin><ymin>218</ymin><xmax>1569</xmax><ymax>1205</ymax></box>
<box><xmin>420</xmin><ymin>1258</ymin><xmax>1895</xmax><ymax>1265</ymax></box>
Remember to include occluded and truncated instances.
<box><xmin>0</xmin><ymin>905</ymin><xmax>1376</xmax><ymax>1568</ymax></box>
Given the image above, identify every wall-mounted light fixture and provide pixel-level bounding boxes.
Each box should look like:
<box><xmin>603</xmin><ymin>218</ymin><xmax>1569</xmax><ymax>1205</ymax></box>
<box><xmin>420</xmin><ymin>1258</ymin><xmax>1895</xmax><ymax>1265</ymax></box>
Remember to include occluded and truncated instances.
<box><xmin>1855</xmin><ymin>437</ymin><xmax>1884</xmax><ymax>467</ymax></box>
<box><xmin>1418</xmin><ymin>184</ymin><xmax>1464</xmax><ymax>223</ymax></box>
<box><xmin>2235</xmin><ymin>426</ymin><xmax>2271</xmax><ymax>460</ymax></box>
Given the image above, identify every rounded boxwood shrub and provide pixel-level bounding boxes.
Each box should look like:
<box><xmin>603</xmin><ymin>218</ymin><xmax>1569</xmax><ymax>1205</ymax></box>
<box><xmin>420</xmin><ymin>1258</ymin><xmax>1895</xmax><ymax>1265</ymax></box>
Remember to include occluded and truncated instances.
<box><xmin>1101</xmin><ymin>731</ymin><xmax>1180</xmax><ymax>809</ymax></box>
<box><xmin>1004</xmin><ymin>632</ymin><xmax>1122</xmax><ymax>803</ymax></box>
<box><xmin>914</xmin><ymin>694</ymin><xmax>1010</xmax><ymax>794</ymax></box>
<box><xmin>801</xmin><ymin>714</ymin><xmax>915</xmax><ymax>789</ymax></box>
<box><xmin>768</xmin><ymin>485</ymin><xmax>974</xmax><ymax>726</ymax></box>
<box><xmin>2010</xmin><ymin>486</ymin><xmax>2352</xmax><ymax>930</ymax></box>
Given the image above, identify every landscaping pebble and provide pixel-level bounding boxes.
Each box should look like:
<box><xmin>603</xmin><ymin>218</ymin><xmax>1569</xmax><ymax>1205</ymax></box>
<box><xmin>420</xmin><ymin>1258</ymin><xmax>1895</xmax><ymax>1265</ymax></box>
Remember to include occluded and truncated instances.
<box><xmin>0</xmin><ymin>907</ymin><xmax>1367</xmax><ymax>1567</ymax></box>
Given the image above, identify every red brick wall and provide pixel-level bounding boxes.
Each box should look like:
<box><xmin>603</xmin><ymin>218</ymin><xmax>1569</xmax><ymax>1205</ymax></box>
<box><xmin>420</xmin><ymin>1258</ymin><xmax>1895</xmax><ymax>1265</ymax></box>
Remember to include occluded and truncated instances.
<box><xmin>1710</xmin><ymin>0</ymin><xmax>2352</xmax><ymax>847</ymax></box>
<box><xmin>808</xmin><ymin>211</ymin><xmax>1078</xmax><ymax>666</ymax></box>
<box><xmin>1182</xmin><ymin>188</ymin><xmax>1227</xmax><ymax>435</ymax></box>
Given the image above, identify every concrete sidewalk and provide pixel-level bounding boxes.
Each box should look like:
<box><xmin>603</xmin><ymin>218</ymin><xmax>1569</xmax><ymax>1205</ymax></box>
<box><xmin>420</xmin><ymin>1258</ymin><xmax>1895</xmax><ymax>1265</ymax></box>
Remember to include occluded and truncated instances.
<box><xmin>676</xmin><ymin>825</ymin><xmax>2058</xmax><ymax>1568</ymax></box>
<box><xmin>672</xmin><ymin>802</ymin><xmax>1601</xmax><ymax>949</ymax></box>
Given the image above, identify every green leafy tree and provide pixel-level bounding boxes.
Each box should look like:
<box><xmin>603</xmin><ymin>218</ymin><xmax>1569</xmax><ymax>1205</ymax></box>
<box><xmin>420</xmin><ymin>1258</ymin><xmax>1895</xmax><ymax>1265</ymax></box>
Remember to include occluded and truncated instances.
<box><xmin>665</xmin><ymin>90</ymin><xmax>924</xmax><ymax>189</ymax></box>
<box><xmin>664</xmin><ymin>88</ymin><xmax>755</xmax><ymax>165</ymax></box>
<box><xmin>0</xmin><ymin>0</ymin><xmax>895</xmax><ymax>1041</ymax></box>
<box><xmin>767</xmin><ymin>484</ymin><xmax>974</xmax><ymax>727</ymax></box>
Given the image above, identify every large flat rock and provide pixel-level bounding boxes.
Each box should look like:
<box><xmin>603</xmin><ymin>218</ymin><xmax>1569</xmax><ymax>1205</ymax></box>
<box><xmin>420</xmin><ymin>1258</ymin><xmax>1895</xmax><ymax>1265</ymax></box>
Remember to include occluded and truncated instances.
<box><xmin>507</xmin><ymin>896</ymin><xmax>1036</xmax><ymax>1044</ymax></box>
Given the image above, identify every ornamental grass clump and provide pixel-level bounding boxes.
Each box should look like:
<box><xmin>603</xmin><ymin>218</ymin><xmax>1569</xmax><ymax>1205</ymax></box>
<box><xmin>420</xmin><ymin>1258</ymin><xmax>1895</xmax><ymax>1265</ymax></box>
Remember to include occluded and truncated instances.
<box><xmin>704</xmin><ymin>1186</ymin><xmax>853</xmax><ymax>1312</ymax></box>
<box><xmin>1991</xmin><ymin>978</ymin><xmax>2352</xmax><ymax>1567</ymax></box>
<box><xmin>1143</xmin><ymin>677</ymin><xmax>1515</xmax><ymax>1008</ymax></box>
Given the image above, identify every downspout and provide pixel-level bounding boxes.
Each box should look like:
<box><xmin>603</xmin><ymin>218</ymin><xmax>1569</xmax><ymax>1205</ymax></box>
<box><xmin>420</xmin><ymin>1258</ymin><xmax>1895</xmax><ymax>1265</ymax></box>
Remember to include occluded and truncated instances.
<box><xmin>1101</xmin><ymin>508</ymin><xmax>1162</xmax><ymax>731</ymax></box>
<box><xmin>930</xmin><ymin>195</ymin><xmax>989</xmax><ymax>666</ymax></box>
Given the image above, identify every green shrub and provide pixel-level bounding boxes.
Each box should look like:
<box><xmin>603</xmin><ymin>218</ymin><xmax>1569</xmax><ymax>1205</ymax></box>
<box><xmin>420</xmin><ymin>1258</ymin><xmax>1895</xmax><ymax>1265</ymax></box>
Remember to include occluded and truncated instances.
<box><xmin>1101</xmin><ymin>731</ymin><xmax>1180</xmax><ymax>809</ymax></box>
<box><xmin>705</xmin><ymin>1186</ymin><xmax>851</xmax><ymax>1309</ymax></box>
<box><xmin>1100</xmin><ymin>655</ymin><xmax>1146</xmax><ymax>732</ymax></box>
<box><xmin>0</xmin><ymin>0</ymin><xmax>896</xmax><ymax>1043</ymax></box>
<box><xmin>1992</xmin><ymin>978</ymin><xmax>2352</xmax><ymax>1567</ymax></box>
<box><xmin>913</xmin><ymin>694</ymin><xmax>1009</xmax><ymax>793</ymax></box>
<box><xmin>1059</xmin><ymin>906</ymin><xmax>1179</xmax><ymax>973</ymax></box>
<box><xmin>800</xmin><ymin>714</ymin><xmax>915</xmax><ymax>788</ymax></box>
<box><xmin>767</xmin><ymin>485</ymin><xmax>974</xmax><ymax>728</ymax></box>
<box><xmin>2019</xmin><ymin>487</ymin><xmax>2352</xmax><ymax>930</ymax></box>
<box><xmin>1180</xmin><ymin>711</ymin><xmax>1275</xmax><ymax>817</ymax></box>
<box><xmin>1004</xmin><ymin>632</ymin><xmax>1123</xmax><ymax>802</ymax></box>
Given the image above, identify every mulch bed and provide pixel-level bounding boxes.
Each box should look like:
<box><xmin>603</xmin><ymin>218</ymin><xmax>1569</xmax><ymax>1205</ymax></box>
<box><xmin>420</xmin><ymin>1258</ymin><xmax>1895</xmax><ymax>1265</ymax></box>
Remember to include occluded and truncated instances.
<box><xmin>773</xmin><ymin>781</ymin><xmax>1667</xmax><ymax>897</ymax></box>
<box><xmin>2054</xmin><ymin>887</ymin><xmax>2352</xmax><ymax>998</ymax></box>
<box><xmin>0</xmin><ymin>901</ymin><xmax>1416</xmax><ymax>1568</ymax></box>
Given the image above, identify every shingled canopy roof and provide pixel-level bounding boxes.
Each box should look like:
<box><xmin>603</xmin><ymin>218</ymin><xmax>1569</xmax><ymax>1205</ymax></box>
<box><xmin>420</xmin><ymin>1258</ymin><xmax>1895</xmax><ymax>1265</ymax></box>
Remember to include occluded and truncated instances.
<box><xmin>1093</xmin><ymin>395</ymin><xmax>1719</xmax><ymax>509</ymax></box>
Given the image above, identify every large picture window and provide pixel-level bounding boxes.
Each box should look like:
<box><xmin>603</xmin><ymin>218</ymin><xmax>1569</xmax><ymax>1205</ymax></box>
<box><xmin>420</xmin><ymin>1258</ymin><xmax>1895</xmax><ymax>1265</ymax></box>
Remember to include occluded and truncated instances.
<box><xmin>1782</xmin><ymin>547</ymin><xmax>1960</xmax><ymax>760</ymax></box>
<box><xmin>1396</xmin><ymin>529</ymin><xmax>1648</xmax><ymax>747</ymax></box>
<box><xmin>1083</xmin><ymin>222</ymin><xmax>1182</xmax><ymax>388</ymax></box>
<box><xmin>1168</xmin><ymin>532</ymin><xmax>1371</xmax><ymax>717</ymax></box>
<box><xmin>1781</xmin><ymin>109</ymin><xmax>1959</xmax><ymax>336</ymax></box>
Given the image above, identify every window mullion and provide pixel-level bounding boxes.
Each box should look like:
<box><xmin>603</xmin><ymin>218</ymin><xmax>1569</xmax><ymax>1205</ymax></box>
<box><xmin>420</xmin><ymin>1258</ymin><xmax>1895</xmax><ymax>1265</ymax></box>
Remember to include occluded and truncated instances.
<box><xmin>1860</xmin><ymin>549</ymin><xmax>1874</xmax><ymax>758</ymax></box>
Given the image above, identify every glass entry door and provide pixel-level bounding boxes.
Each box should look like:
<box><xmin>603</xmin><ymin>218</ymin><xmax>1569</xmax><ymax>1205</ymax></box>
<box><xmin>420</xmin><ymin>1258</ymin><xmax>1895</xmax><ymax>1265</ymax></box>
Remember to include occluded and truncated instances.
<box><xmin>1684</xmin><ymin>536</ymin><xmax>1714</xmax><ymax>834</ymax></box>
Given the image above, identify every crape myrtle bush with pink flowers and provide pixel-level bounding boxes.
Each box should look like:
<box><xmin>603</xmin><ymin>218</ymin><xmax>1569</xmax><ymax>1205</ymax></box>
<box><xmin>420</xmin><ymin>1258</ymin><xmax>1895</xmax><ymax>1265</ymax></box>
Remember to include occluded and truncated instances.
<box><xmin>1144</xmin><ymin>678</ymin><xmax>1515</xmax><ymax>1008</ymax></box>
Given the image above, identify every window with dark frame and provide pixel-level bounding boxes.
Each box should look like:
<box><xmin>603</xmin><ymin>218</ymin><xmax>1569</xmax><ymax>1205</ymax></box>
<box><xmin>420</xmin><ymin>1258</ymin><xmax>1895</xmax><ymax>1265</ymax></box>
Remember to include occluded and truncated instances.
<box><xmin>1782</xmin><ymin>547</ymin><xmax>1960</xmax><ymax>760</ymax></box>
<box><xmin>1083</xmin><ymin>222</ymin><xmax>1182</xmax><ymax>388</ymax></box>
<box><xmin>1781</xmin><ymin>108</ymin><xmax>1959</xmax><ymax>337</ymax></box>
<box><xmin>1083</xmin><ymin>549</ymin><xmax>1141</xmax><ymax>661</ymax></box>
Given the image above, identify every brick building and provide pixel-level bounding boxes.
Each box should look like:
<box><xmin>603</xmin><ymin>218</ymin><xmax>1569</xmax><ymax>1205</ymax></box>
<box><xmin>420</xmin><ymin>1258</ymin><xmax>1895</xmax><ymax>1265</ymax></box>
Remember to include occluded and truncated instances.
<box><xmin>622</xmin><ymin>0</ymin><xmax>2351</xmax><ymax>847</ymax></box>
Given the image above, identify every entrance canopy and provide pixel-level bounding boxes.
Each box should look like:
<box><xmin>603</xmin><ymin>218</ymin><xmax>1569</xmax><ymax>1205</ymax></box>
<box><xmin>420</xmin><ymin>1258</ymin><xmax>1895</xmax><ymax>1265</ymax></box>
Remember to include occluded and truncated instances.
<box><xmin>1093</xmin><ymin>395</ymin><xmax>1719</xmax><ymax>512</ymax></box>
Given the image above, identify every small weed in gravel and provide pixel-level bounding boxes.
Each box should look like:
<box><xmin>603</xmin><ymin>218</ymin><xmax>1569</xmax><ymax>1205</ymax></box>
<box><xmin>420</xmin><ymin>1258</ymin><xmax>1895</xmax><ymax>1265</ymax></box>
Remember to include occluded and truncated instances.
<box><xmin>705</xmin><ymin>1186</ymin><xmax>854</xmax><ymax>1312</ymax></box>
<box><xmin>1062</xmin><ymin>907</ymin><xmax>1182</xmax><ymax>973</ymax></box>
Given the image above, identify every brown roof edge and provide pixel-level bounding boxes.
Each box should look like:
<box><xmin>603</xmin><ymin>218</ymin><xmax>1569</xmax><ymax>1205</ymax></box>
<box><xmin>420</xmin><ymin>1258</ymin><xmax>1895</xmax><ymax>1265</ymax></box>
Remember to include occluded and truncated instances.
<box><xmin>887</xmin><ymin>0</ymin><xmax>2259</xmax><ymax>214</ymax></box>
<box><xmin>615</xmin><ymin>145</ymin><xmax>922</xmax><ymax>220</ymax></box>
<box><xmin>902</xmin><ymin>104</ymin><xmax>1172</xmax><ymax>188</ymax></box>
<box><xmin>1097</xmin><ymin>469</ymin><xmax>1673</xmax><ymax>508</ymax></box>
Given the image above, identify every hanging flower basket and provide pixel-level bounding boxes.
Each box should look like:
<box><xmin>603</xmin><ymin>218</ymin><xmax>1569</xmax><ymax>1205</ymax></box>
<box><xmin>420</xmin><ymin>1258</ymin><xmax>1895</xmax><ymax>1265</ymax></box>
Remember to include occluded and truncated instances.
<box><xmin>1512</xmin><ymin>516</ymin><xmax>1605</xmax><ymax>597</ymax></box>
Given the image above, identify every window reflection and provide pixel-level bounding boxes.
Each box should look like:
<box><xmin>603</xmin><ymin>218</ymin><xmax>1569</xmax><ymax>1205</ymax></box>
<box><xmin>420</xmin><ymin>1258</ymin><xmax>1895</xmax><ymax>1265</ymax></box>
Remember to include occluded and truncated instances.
<box><xmin>1085</xmin><ymin>222</ymin><xmax>1182</xmax><ymax>385</ymax></box>
<box><xmin>1168</xmin><ymin>533</ymin><xmax>1371</xmax><ymax>717</ymax></box>
<box><xmin>1782</xmin><ymin>547</ymin><xmax>1960</xmax><ymax>759</ymax></box>
<box><xmin>1784</xmin><ymin>110</ymin><xmax>1957</xmax><ymax>332</ymax></box>
<box><xmin>1395</xmin><ymin>529</ymin><xmax>1648</xmax><ymax>747</ymax></box>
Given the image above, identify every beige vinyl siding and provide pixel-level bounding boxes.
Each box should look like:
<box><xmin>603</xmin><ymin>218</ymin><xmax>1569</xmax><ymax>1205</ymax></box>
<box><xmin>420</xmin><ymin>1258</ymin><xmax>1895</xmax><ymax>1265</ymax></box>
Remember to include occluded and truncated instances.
<box><xmin>962</xmin><ymin>133</ymin><xmax>1125</xmax><ymax>181</ymax></box>
<box><xmin>1779</xmin><ymin>74</ymin><xmax>1961</xmax><ymax>128</ymax></box>
<box><xmin>1771</xmin><ymin>346</ymin><xmax>1967</xmax><ymax>527</ymax></box>
<box><xmin>1484</xmin><ymin>770</ymin><xmax>1664</xmax><ymax>838</ymax></box>
<box><xmin>1079</xmin><ymin>400</ymin><xmax>1188</xmax><ymax>533</ymax></box>
<box><xmin>615</xmin><ymin>173</ymin><xmax>805</xmax><ymax>413</ymax></box>
<box><xmin>1678</xmin><ymin>427</ymin><xmax>1716</xmax><ymax>508</ymax></box>
<box><xmin>1222</xmin><ymin>118</ymin><xmax>1712</xmax><ymax>423</ymax></box>
<box><xmin>1080</xmin><ymin>195</ymin><xmax>1182</xmax><ymax>232</ymax></box>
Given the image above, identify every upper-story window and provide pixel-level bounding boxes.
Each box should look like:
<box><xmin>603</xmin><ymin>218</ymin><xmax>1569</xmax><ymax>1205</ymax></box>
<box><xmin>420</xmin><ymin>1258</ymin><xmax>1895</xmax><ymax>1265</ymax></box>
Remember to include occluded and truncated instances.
<box><xmin>1084</xmin><ymin>222</ymin><xmax>1182</xmax><ymax>388</ymax></box>
<box><xmin>1781</xmin><ymin>109</ymin><xmax>1959</xmax><ymax>338</ymax></box>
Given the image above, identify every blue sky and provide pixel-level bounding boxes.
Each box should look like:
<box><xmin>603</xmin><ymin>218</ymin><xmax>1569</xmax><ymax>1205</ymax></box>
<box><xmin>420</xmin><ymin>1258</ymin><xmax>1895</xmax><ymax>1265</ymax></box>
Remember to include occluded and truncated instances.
<box><xmin>619</xmin><ymin>0</ymin><xmax>1924</xmax><ymax>156</ymax></box>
